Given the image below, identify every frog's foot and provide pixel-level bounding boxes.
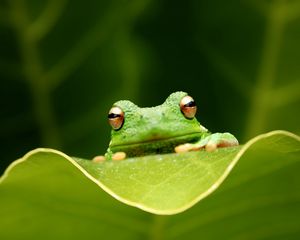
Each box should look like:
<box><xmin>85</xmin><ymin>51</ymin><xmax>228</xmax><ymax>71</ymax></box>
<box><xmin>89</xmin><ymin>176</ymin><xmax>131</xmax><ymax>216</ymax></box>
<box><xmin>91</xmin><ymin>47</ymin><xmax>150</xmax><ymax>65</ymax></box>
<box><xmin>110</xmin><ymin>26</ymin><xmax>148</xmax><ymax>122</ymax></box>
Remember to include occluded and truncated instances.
<box><xmin>175</xmin><ymin>143</ymin><xmax>202</xmax><ymax>153</ymax></box>
<box><xmin>93</xmin><ymin>152</ymin><xmax>127</xmax><ymax>162</ymax></box>
<box><xmin>205</xmin><ymin>133</ymin><xmax>239</xmax><ymax>152</ymax></box>
<box><xmin>92</xmin><ymin>155</ymin><xmax>106</xmax><ymax>163</ymax></box>
<box><xmin>175</xmin><ymin>132</ymin><xmax>239</xmax><ymax>153</ymax></box>
<box><xmin>112</xmin><ymin>152</ymin><xmax>126</xmax><ymax>161</ymax></box>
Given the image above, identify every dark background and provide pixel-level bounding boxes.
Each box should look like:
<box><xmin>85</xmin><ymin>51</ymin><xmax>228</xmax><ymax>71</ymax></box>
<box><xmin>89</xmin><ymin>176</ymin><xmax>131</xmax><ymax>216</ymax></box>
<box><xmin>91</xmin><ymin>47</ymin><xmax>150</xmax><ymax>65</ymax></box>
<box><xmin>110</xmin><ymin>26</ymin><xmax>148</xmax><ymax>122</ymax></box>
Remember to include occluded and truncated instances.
<box><xmin>1</xmin><ymin>0</ymin><xmax>300</xmax><ymax>172</ymax></box>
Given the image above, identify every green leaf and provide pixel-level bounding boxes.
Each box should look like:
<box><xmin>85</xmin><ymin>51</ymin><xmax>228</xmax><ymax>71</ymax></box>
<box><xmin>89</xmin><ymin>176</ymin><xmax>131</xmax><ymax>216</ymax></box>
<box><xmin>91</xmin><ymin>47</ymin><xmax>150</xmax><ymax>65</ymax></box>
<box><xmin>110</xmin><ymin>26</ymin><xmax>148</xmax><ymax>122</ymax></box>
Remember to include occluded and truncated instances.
<box><xmin>1</xmin><ymin>130</ymin><xmax>300</xmax><ymax>239</ymax></box>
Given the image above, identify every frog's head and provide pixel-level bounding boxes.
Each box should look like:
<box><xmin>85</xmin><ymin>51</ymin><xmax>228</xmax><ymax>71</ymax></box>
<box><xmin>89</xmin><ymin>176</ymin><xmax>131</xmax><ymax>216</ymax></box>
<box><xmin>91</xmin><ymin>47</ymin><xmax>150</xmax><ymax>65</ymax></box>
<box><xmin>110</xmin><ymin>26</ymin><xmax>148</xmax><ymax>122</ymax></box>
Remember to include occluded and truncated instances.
<box><xmin>107</xmin><ymin>91</ymin><xmax>208</xmax><ymax>157</ymax></box>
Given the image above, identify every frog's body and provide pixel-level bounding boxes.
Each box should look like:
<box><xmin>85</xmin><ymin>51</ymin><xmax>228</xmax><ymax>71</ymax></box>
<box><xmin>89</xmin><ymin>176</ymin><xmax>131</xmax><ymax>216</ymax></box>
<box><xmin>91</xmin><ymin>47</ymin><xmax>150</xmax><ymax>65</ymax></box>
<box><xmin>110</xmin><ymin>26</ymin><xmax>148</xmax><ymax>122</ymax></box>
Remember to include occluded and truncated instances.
<box><xmin>94</xmin><ymin>91</ymin><xmax>238</xmax><ymax>162</ymax></box>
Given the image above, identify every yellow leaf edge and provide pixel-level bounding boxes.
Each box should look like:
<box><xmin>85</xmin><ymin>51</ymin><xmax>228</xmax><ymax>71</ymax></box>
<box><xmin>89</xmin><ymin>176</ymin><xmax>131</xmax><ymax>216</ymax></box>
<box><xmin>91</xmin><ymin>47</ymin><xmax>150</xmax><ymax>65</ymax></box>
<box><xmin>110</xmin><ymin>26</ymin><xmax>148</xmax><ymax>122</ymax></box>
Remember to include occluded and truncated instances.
<box><xmin>1</xmin><ymin>130</ymin><xmax>300</xmax><ymax>215</ymax></box>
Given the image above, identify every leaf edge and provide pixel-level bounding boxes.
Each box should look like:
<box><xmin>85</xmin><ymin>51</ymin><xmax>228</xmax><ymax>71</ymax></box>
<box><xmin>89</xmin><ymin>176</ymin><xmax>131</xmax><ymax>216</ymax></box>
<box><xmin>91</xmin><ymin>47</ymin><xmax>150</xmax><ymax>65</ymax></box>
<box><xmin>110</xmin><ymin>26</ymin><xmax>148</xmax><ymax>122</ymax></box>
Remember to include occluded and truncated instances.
<box><xmin>1</xmin><ymin>130</ymin><xmax>299</xmax><ymax>215</ymax></box>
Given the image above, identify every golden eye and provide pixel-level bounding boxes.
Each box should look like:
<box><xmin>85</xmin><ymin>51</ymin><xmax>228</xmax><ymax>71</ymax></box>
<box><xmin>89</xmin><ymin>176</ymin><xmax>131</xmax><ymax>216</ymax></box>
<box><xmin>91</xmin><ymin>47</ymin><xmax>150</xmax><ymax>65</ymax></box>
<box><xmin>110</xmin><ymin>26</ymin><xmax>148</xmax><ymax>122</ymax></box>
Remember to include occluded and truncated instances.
<box><xmin>108</xmin><ymin>106</ymin><xmax>124</xmax><ymax>130</ymax></box>
<box><xmin>180</xmin><ymin>95</ymin><xmax>197</xmax><ymax>119</ymax></box>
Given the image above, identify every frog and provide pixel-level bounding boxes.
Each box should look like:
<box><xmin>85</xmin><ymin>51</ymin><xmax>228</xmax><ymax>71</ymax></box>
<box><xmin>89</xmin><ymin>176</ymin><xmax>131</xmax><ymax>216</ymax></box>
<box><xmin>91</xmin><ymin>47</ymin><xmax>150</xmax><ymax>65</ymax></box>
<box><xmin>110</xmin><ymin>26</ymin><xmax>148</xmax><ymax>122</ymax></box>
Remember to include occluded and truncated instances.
<box><xmin>93</xmin><ymin>91</ymin><xmax>238</xmax><ymax>162</ymax></box>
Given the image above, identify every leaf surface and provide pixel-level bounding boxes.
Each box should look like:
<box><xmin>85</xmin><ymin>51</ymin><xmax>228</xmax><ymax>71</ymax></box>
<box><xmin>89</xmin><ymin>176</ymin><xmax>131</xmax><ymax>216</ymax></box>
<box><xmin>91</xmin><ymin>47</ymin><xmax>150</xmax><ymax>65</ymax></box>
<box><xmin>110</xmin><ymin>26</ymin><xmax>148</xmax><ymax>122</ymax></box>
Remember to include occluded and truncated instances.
<box><xmin>1</xmin><ymin>130</ymin><xmax>300</xmax><ymax>239</ymax></box>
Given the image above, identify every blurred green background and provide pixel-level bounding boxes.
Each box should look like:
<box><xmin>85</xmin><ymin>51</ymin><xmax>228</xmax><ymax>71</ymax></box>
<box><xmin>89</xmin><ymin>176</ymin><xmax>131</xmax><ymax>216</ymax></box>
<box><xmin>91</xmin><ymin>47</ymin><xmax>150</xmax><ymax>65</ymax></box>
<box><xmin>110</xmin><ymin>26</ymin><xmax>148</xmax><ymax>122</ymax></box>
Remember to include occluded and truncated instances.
<box><xmin>1</xmin><ymin>0</ymin><xmax>300</xmax><ymax>172</ymax></box>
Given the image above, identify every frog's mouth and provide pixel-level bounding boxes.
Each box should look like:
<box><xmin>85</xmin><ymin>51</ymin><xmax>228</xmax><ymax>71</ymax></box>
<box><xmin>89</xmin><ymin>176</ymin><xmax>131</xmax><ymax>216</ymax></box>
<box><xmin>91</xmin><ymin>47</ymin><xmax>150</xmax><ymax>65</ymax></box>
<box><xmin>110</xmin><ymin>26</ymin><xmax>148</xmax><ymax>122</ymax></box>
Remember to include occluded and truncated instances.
<box><xmin>110</xmin><ymin>132</ymin><xmax>203</xmax><ymax>157</ymax></box>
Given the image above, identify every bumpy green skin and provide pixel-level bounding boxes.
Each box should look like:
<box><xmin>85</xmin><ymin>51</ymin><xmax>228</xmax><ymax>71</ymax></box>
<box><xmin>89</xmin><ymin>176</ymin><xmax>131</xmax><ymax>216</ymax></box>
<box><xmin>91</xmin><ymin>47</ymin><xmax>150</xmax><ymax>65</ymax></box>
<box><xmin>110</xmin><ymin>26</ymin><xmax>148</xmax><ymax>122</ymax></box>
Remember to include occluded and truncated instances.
<box><xmin>105</xmin><ymin>91</ymin><xmax>238</xmax><ymax>159</ymax></box>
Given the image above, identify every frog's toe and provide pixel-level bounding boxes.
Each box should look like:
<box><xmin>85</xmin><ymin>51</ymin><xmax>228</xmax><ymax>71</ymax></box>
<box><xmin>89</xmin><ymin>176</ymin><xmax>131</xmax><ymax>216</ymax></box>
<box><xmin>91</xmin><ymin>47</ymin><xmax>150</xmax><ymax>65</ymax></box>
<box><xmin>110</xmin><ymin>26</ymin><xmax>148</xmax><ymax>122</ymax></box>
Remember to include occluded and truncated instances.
<box><xmin>175</xmin><ymin>143</ymin><xmax>204</xmax><ymax>153</ymax></box>
<box><xmin>217</xmin><ymin>133</ymin><xmax>239</xmax><ymax>147</ymax></box>
<box><xmin>92</xmin><ymin>155</ymin><xmax>106</xmax><ymax>163</ymax></box>
<box><xmin>218</xmin><ymin>138</ymin><xmax>239</xmax><ymax>147</ymax></box>
<box><xmin>112</xmin><ymin>152</ymin><xmax>126</xmax><ymax>161</ymax></box>
<box><xmin>205</xmin><ymin>141</ymin><xmax>217</xmax><ymax>152</ymax></box>
<box><xmin>175</xmin><ymin>143</ymin><xmax>193</xmax><ymax>153</ymax></box>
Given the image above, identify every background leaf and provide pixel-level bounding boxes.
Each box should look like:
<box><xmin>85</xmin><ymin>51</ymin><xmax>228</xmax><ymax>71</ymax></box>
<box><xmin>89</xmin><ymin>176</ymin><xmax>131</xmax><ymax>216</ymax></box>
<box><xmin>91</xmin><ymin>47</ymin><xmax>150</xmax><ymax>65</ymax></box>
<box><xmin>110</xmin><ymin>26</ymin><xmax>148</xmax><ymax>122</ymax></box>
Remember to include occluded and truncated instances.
<box><xmin>1</xmin><ymin>131</ymin><xmax>300</xmax><ymax>239</ymax></box>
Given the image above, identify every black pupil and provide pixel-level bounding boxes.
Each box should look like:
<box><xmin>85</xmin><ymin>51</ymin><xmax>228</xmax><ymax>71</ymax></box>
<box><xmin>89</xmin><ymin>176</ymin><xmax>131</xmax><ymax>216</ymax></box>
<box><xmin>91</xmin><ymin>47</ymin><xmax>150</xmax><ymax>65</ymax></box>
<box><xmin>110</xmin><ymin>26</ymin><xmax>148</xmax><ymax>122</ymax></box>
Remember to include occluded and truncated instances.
<box><xmin>184</xmin><ymin>101</ymin><xmax>196</xmax><ymax>107</ymax></box>
<box><xmin>108</xmin><ymin>113</ymin><xmax>120</xmax><ymax>119</ymax></box>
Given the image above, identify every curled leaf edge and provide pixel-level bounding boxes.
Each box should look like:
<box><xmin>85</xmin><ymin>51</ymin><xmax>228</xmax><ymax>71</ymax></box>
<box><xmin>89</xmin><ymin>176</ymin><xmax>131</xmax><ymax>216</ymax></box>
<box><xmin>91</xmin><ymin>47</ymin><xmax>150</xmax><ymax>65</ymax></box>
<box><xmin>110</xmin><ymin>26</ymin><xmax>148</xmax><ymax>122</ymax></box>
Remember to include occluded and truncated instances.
<box><xmin>1</xmin><ymin>130</ymin><xmax>299</xmax><ymax>215</ymax></box>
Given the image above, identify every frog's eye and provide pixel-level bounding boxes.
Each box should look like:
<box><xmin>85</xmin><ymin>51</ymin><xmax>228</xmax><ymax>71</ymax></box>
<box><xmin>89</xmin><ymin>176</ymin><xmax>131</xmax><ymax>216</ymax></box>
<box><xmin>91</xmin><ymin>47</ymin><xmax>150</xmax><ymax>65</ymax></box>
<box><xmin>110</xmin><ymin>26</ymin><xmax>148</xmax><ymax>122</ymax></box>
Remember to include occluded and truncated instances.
<box><xmin>180</xmin><ymin>95</ymin><xmax>197</xmax><ymax>119</ymax></box>
<box><xmin>108</xmin><ymin>106</ymin><xmax>124</xmax><ymax>130</ymax></box>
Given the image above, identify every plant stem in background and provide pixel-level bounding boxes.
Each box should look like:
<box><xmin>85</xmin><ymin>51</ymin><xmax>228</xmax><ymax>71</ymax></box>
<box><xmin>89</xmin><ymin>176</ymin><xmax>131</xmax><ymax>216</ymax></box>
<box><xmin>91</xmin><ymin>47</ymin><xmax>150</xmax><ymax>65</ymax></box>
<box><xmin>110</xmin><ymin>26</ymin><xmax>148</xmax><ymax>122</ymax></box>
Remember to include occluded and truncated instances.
<box><xmin>244</xmin><ymin>1</ymin><xmax>287</xmax><ymax>140</ymax></box>
<box><xmin>9</xmin><ymin>0</ymin><xmax>62</xmax><ymax>148</ymax></box>
<box><xmin>150</xmin><ymin>215</ymin><xmax>168</xmax><ymax>240</ymax></box>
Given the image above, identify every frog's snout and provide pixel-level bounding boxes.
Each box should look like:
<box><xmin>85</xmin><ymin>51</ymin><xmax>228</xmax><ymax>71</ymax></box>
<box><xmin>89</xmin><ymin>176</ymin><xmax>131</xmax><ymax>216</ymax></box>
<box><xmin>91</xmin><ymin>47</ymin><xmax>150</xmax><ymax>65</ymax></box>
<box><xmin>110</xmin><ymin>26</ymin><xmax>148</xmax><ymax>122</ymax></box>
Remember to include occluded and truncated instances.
<box><xmin>138</xmin><ymin>110</ymin><xmax>173</xmax><ymax>140</ymax></box>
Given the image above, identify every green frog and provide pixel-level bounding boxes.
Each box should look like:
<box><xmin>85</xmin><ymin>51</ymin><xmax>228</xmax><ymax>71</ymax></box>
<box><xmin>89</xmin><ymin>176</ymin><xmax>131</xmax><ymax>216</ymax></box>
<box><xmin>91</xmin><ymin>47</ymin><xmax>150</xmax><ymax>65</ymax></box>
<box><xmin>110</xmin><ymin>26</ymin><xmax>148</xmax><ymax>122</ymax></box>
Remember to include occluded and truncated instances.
<box><xmin>93</xmin><ymin>91</ymin><xmax>238</xmax><ymax>162</ymax></box>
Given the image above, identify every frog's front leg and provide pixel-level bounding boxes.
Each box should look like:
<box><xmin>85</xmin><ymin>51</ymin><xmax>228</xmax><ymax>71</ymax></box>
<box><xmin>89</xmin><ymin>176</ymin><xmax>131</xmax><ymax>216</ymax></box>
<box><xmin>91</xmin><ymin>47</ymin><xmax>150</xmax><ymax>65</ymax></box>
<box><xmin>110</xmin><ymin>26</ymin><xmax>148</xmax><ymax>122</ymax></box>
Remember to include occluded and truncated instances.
<box><xmin>204</xmin><ymin>132</ymin><xmax>239</xmax><ymax>151</ymax></box>
<box><xmin>175</xmin><ymin>132</ymin><xmax>239</xmax><ymax>153</ymax></box>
